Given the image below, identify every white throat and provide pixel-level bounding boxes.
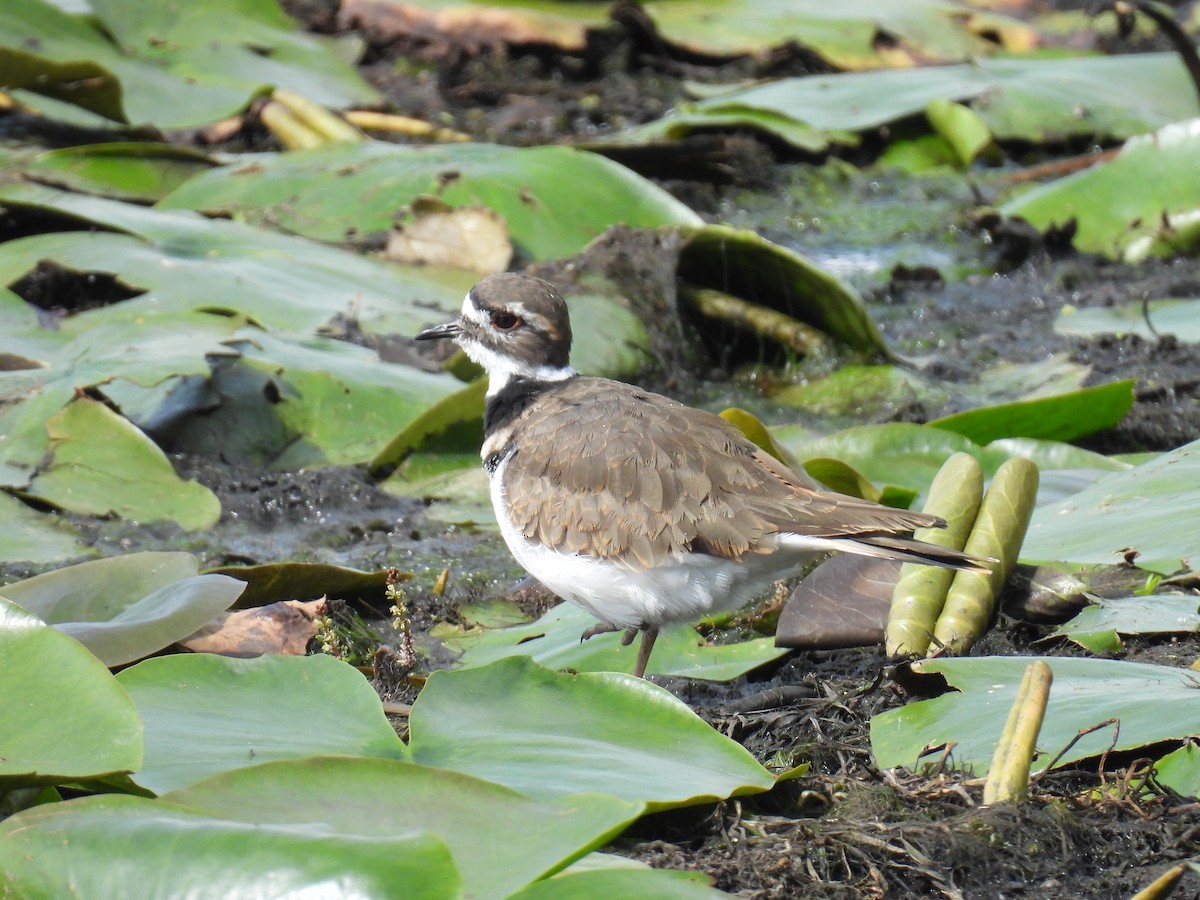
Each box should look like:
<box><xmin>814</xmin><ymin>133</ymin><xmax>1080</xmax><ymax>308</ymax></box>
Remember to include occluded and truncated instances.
<box><xmin>460</xmin><ymin>339</ymin><xmax>575</xmax><ymax>397</ymax></box>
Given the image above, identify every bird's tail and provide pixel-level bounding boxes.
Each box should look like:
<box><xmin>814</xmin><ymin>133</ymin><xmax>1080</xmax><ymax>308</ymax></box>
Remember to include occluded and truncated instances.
<box><xmin>820</xmin><ymin>534</ymin><xmax>994</xmax><ymax>573</ymax></box>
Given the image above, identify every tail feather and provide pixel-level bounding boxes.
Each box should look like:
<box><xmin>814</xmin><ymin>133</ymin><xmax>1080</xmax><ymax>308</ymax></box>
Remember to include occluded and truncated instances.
<box><xmin>853</xmin><ymin>534</ymin><xmax>994</xmax><ymax>572</ymax></box>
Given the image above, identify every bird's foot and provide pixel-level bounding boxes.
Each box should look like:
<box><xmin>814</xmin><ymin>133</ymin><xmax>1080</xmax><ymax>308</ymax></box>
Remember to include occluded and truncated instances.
<box><xmin>631</xmin><ymin>627</ymin><xmax>660</xmax><ymax>679</ymax></box>
<box><xmin>579</xmin><ymin>622</ymin><xmax>621</xmax><ymax>643</ymax></box>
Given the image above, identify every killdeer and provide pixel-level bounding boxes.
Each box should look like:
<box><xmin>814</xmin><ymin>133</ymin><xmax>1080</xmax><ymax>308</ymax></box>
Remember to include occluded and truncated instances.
<box><xmin>417</xmin><ymin>273</ymin><xmax>988</xmax><ymax>677</ymax></box>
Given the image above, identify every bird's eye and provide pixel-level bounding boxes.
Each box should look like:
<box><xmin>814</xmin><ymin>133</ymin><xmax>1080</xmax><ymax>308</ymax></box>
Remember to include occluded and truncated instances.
<box><xmin>491</xmin><ymin>311</ymin><xmax>521</xmax><ymax>331</ymax></box>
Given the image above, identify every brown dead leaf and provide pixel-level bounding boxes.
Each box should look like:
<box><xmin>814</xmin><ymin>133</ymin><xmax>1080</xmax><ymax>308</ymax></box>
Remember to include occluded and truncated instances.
<box><xmin>386</xmin><ymin>196</ymin><xmax>512</xmax><ymax>274</ymax></box>
<box><xmin>776</xmin><ymin>555</ymin><xmax>896</xmax><ymax>650</ymax></box>
<box><xmin>337</xmin><ymin>0</ymin><xmax>588</xmax><ymax>54</ymax></box>
<box><xmin>180</xmin><ymin>598</ymin><xmax>325</xmax><ymax>657</ymax></box>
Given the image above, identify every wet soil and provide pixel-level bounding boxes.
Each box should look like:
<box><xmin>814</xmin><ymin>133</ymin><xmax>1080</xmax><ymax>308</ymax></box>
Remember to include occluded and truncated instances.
<box><xmin>7</xmin><ymin>9</ymin><xmax>1200</xmax><ymax>898</ymax></box>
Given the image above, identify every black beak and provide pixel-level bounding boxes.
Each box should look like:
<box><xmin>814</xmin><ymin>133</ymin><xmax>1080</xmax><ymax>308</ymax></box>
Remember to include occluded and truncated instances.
<box><xmin>415</xmin><ymin>320</ymin><xmax>462</xmax><ymax>341</ymax></box>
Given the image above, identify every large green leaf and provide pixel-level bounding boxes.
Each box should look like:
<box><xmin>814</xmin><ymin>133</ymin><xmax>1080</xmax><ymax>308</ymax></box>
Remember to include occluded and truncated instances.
<box><xmin>1001</xmin><ymin>118</ymin><xmax>1200</xmax><ymax>261</ymax></box>
<box><xmin>0</xmin><ymin>794</ymin><xmax>460</xmax><ymax>900</ymax></box>
<box><xmin>618</xmin><ymin>54</ymin><xmax>1197</xmax><ymax>152</ymax></box>
<box><xmin>1047</xmin><ymin>593</ymin><xmax>1200</xmax><ymax>654</ymax></box>
<box><xmin>1022</xmin><ymin>438</ymin><xmax>1200</xmax><ymax>573</ymax></box>
<box><xmin>166</xmin><ymin>758</ymin><xmax>642</xmax><ymax>900</ymax></box>
<box><xmin>871</xmin><ymin>656</ymin><xmax>1200</xmax><ymax>776</ymax></box>
<box><xmin>1155</xmin><ymin>745</ymin><xmax>1200</xmax><ymax>799</ymax></box>
<box><xmin>24</xmin><ymin>396</ymin><xmax>222</xmax><ymax>529</ymax></box>
<box><xmin>1</xmin><ymin>551</ymin><xmax>244</xmax><ymax>666</ymax></box>
<box><xmin>158</xmin><ymin>142</ymin><xmax>703</xmax><ymax>261</ymax></box>
<box><xmin>408</xmin><ymin>656</ymin><xmax>778</xmax><ymax>809</ymax></box>
<box><xmin>439</xmin><ymin>601</ymin><xmax>787</xmax><ymax>681</ymax></box>
<box><xmin>117</xmin><ymin>653</ymin><xmax>408</xmax><ymax>795</ymax></box>
<box><xmin>0</xmin><ymin>596</ymin><xmax>142</xmax><ymax>785</ymax></box>
<box><xmin>22</xmin><ymin>143</ymin><xmax>219</xmax><ymax>203</ymax></box>
<box><xmin>0</xmin><ymin>0</ymin><xmax>377</xmax><ymax>128</ymax></box>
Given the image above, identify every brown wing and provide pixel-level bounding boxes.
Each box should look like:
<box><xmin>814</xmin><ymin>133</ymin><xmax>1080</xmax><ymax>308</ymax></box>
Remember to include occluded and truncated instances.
<box><xmin>501</xmin><ymin>378</ymin><xmax>942</xmax><ymax>567</ymax></box>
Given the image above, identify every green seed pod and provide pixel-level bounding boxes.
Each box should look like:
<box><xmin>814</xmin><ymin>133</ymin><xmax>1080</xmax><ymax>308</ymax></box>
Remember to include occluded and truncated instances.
<box><xmin>934</xmin><ymin>456</ymin><xmax>1040</xmax><ymax>654</ymax></box>
<box><xmin>886</xmin><ymin>452</ymin><xmax>985</xmax><ymax>658</ymax></box>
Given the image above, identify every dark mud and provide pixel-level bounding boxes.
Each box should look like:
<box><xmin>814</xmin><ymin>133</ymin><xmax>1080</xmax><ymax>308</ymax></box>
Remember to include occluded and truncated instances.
<box><xmin>7</xmin><ymin>9</ymin><xmax>1200</xmax><ymax>899</ymax></box>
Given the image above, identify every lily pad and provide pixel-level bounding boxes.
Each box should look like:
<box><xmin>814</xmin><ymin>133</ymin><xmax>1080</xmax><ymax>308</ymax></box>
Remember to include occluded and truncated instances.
<box><xmin>158</xmin><ymin>142</ymin><xmax>703</xmax><ymax>260</ymax></box>
<box><xmin>0</xmin><ymin>491</ymin><xmax>86</xmax><ymax>564</ymax></box>
<box><xmin>439</xmin><ymin>601</ymin><xmax>787</xmax><ymax>681</ymax></box>
<box><xmin>1022</xmin><ymin>438</ymin><xmax>1200</xmax><ymax>573</ymax></box>
<box><xmin>22</xmin><ymin>143</ymin><xmax>219</xmax><ymax>204</ymax></box>
<box><xmin>0</xmin><ymin>596</ymin><xmax>142</xmax><ymax>785</ymax></box>
<box><xmin>1001</xmin><ymin>118</ymin><xmax>1200</xmax><ymax>262</ymax></box>
<box><xmin>117</xmin><ymin>652</ymin><xmax>408</xmax><ymax>795</ymax></box>
<box><xmin>1154</xmin><ymin>745</ymin><xmax>1200</xmax><ymax>799</ymax></box>
<box><xmin>871</xmin><ymin>656</ymin><xmax>1200</xmax><ymax>776</ymax></box>
<box><xmin>618</xmin><ymin>53</ymin><xmax>1198</xmax><ymax>153</ymax></box>
<box><xmin>408</xmin><ymin>656</ymin><xmax>779</xmax><ymax>808</ymax></box>
<box><xmin>24</xmin><ymin>396</ymin><xmax>222</xmax><ymax>529</ymax></box>
<box><xmin>1</xmin><ymin>0</ymin><xmax>378</xmax><ymax>128</ymax></box>
<box><xmin>209</xmin><ymin>562</ymin><xmax>389</xmax><ymax>609</ymax></box>
<box><xmin>165</xmin><ymin>758</ymin><xmax>642</xmax><ymax>900</ymax></box>
<box><xmin>1046</xmin><ymin>593</ymin><xmax>1200</xmax><ymax>654</ymax></box>
<box><xmin>1</xmin><ymin>551</ymin><xmax>244</xmax><ymax>667</ymax></box>
<box><xmin>1054</xmin><ymin>298</ymin><xmax>1200</xmax><ymax>343</ymax></box>
<box><xmin>0</xmin><ymin>794</ymin><xmax>459</xmax><ymax>900</ymax></box>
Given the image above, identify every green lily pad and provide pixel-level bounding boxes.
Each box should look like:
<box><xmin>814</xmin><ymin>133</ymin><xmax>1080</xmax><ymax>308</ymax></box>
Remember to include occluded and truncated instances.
<box><xmin>408</xmin><ymin>656</ymin><xmax>778</xmax><ymax>809</ymax></box>
<box><xmin>1</xmin><ymin>551</ymin><xmax>244</xmax><ymax>666</ymax></box>
<box><xmin>1055</xmin><ymin>298</ymin><xmax>1200</xmax><ymax>342</ymax></box>
<box><xmin>507</xmin><ymin>866</ymin><xmax>726</xmax><ymax>899</ymax></box>
<box><xmin>618</xmin><ymin>53</ymin><xmax>1197</xmax><ymax>152</ymax></box>
<box><xmin>166</xmin><ymin>758</ymin><xmax>642</xmax><ymax>900</ymax></box>
<box><xmin>23</xmin><ymin>396</ymin><xmax>221</xmax><ymax>529</ymax></box>
<box><xmin>1</xmin><ymin>0</ymin><xmax>378</xmax><ymax>128</ymax></box>
<box><xmin>0</xmin><ymin>596</ymin><xmax>142</xmax><ymax>785</ymax></box>
<box><xmin>0</xmin><ymin>491</ymin><xmax>86</xmax><ymax>565</ymax></box>
<box><xmin>117</xmin><ymin>652</ymin><xmax>408</xmax><ymax>795</ymax></box>
<box><xmin>0</xmin><ymin>794</ymin><xmax>460</xmax><ymax>899</ymax></box>
<box><xmin>158</xmin><ymin>142</ymin><xmax>703</xmax><ymax>261</ymax></box>
<box><xmin>22</xmin><ymin>143</ymin><xmax>218</xmax><ymax>204</ymax></box>
<box><xmin>439</xmin><ymin>601</ymin><xmax>787</xmax><ymax>681</ymax></box>
<box><xmin>1154</xmin><ymin>745</ymin><xmax>1200</xmax><ymax>799</ymax></box>
<box><xmin>871</xmin><ymin>656</ymin><xmax>1200</xmax><ymax>776</ymax></box>
<box><xmin>1022</xmin><ymin>438</ymin><xmax>1200</xmax><ymax>573</ymax></box>
<box><xmin>1047</xmin><ymin>593</ymin><xmax>1200</xmax><ymax>654</ymax></box>
<box><xmin>929</xmin><ymin>379</ymin><xmax>1135</xmax><ymax>445</ymax></box>
<box><xmin>1001</xmin><ymin>117</ymin><xmax>1200</xmax><ymax>262</ymax></box>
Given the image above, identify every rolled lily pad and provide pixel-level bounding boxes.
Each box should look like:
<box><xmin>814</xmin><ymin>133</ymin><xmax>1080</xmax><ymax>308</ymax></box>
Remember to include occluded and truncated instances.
<box><xmin>408</xmin><ymin>656</ymin><xmax>778</xmax><ymax>808</ymax></box>
<box><xmin>1046</xmin><ymin>593</ymin><xmax>1200</xmax><ymax>654</ymax></box>
<box><xmin>158</xmin><ymin>142</ymin><xmax>703</xmax><ymax>261</ymax></box>
<box><xmin>165</xmin><ymin>758</ymin><xmax>642</xmax><ymax>900</ymax></box>
<box><xmin>1022</xmin><ymin>438</ymin><xmax>1200</xmax><ymax>573</ymax></box>
<box><xmin>117</xmin><ymin>652</ymin><xmax>408</xmax><ymax>795</ymax></box>
<box><xmin>0</xmin><ymin>596</ymin><xmax>142</xmax><ymax>785</ymax></box>
<box><xmin>871</xmin><ymin>656</ymin><xmax>1200</xmax><ymax>775</ymax></box>
<box><xmin>439</xmin><ymin>601</ymin><xmax>787</xmax><ymax>681</ymax></box>
<box><xmin>1001</xmin><ymin>118</ymin><xmax>1200</xmax><ymax>262</ymax></box>
<box><xmin>1</xmin><ymin>0</ymin><xmax>378</xmax><ymax>128</ymax></box>
<box><xmin>1054</xmin><ymin>298</ymin><xmax>1200</xmax><ymax>343</ymax></box>
<box><xmin>0</xmin><ymin>795</ymin><xmax>459</xmax><ymax>900</ymax></box>
<box><xmin>24</xmin><ymin>396</ymin><xmax>221</xmax><ymax>530</ymax></box>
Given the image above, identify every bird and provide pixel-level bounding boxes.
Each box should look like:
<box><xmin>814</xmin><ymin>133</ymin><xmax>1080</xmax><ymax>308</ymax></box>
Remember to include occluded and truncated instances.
<box><xmin>416</xmin><ymin>273</ymin><xmax>989</xmax><ymax>678</ymax></box>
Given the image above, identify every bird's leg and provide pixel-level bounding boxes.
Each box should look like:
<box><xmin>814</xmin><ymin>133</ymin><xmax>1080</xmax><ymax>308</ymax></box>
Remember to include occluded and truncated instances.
<box><xmin>620</xmin><ymin>627</ymin><xmax>637</xmax><ymax>646</ymax></box>
<box><xmin>631</xmin><ymin>626</ymin><xmax>659</xmax><ymax>678</ymax></box>
<box><xmin>579</xmin><ymin>622</ymin><xmax>621</xmax><ymax>642</ymax></box>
